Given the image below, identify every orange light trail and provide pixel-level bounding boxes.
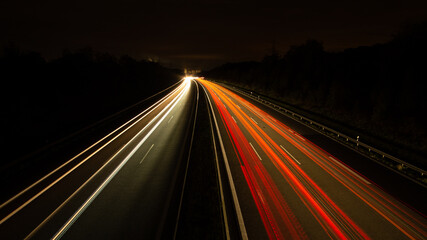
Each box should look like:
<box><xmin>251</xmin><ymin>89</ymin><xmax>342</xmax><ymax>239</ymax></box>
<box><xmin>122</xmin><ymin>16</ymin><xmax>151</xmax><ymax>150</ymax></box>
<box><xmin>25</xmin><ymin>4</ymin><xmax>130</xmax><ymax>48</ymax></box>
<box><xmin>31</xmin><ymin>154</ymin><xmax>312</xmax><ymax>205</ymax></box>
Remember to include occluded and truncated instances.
<box><xmin>206</xmin><ymin>82</ymin><xmax>307</xmax><ymax>239</ymax></box>
<box><xmin>219</xmin><ymin>84</ymin><xmax>427</xmax><ymax>240</ymax></box>
<box><xmin>199</xmin><ymin>79</ymin><xmax>426</xmax><ymax>240</ymax></box>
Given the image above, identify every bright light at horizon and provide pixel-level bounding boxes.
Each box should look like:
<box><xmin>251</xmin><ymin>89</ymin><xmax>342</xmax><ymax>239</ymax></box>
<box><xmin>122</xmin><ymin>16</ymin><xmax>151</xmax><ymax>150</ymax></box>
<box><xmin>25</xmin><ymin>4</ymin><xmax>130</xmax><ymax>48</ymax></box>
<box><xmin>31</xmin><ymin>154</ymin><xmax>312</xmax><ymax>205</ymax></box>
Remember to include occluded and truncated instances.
<box><xmin>184</xmin><ymin>76</ymin><xmax>198</xmax><ymax>83</ymax></box>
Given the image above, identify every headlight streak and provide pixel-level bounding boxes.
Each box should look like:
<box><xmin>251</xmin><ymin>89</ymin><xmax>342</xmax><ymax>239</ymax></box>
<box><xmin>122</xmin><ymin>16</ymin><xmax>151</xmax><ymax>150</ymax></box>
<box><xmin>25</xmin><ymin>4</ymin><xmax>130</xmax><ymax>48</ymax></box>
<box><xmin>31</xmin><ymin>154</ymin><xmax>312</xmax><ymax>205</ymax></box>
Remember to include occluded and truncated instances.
<box><xmin>52</xmin><ymin>80</ymin><xmax>192</xmax><ymax>239</ymax></box>
<box><xmin>201</xmin><ymin>80</ymin><xmax>426</xmax><ymax>240</ymax></box>
<box><xmin>0</xmin><ymin>81</ymin><xmax>188</xmax><ymax>227</ymax></box>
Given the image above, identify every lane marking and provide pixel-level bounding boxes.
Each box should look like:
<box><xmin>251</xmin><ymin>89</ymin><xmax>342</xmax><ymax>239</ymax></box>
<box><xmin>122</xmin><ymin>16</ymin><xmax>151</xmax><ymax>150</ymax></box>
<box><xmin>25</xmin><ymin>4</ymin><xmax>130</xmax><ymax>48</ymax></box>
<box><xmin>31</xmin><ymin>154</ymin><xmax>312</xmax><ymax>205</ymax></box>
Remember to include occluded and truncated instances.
<box><xmin>174</xmin><ymin>80</ymin><xmax>200</xmax><ymax>239</ymax></box>
<box><xmin>168</xmin><ymin>115</ymin><xmax>174</xmax><ymax>123</ymax></box>
<box><xmin>140</xmin><ymin>144</ymin><xmax>154</xmax><ymax>164</ymax></box>
<box><xmin>51</xmin><ymin>81</ymin><xmax>192</xmax><ymax>239</ymax></box>
<box><xmin>236</xmin><ymin>105</ymin><xmax>241</xmax><ymax>109</ymax></box>
<box><xmin>231</xmin><ymin>116</ymin><xmax>237</xmax><ymax>123</ymax></box>
<box><xmin>250</xmin><ymin>117</ymin><xmax>258</xmax><ymax>125</ymax></box>
<box><xmin>0</xmin><ymin>83</ymin><xmax>184</xmax><ymax>212</ymax></box>
<box><xmin>26</xmin><ymin>82</ymin><xmax>190</xmax><ymax>239</ymax></box>
<box><xmin>328</xmin><ymin>156</ymin><xmax>371</xmax><ymax>185</ymax></box>
<box><xmin>0</xmin><ymin>85</ymin><xmax>185</xmax><ymax>225</ymax></box>
<box><xmin>205</xmin><ymin>89</ymin><xmax>231</xmax><ymax>239</ymax></box>
<box><xmin>280</xmin><ymin>145</ymin><xmax>301</xmax><ymax>165</ymax></box>
<box><xmin>201</xmin><ymin>83</ymin><xmax>248</xmax><ymax>240</ymax></box>
<box><xmin>249</xmin><ymin>142</ymin><xmax>262</xmax><ymax>161</ymax></box>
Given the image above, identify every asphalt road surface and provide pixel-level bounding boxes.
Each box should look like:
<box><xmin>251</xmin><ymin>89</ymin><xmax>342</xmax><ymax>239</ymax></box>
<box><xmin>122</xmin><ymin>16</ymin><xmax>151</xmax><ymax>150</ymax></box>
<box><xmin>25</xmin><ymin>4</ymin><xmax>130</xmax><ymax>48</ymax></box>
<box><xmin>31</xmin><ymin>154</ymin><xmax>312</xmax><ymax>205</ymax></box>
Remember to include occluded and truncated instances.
<box><xmin>0</xmin><ymin>78</ymin><xmax>198</xmax><ymax>239</ymax></box>
<box><xmin>199</xmin><ymin>79</ymin><xmax>426</xmax><ymax>240</ymax></box>
<box><xmin>1</xmin><ymin>77</ymin><xmax>426</xmax><ymax>240</ymax></box>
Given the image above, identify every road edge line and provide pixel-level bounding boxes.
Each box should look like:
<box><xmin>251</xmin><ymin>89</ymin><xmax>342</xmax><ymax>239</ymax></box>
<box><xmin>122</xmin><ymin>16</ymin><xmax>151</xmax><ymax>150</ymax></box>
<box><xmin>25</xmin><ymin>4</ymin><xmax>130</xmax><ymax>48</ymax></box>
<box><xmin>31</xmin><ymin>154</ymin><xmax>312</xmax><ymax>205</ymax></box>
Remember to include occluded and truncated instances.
<box><xmin>201</xmin><ymin>82</ymin><xmax>248</xmax><ymax>240</ymax></box>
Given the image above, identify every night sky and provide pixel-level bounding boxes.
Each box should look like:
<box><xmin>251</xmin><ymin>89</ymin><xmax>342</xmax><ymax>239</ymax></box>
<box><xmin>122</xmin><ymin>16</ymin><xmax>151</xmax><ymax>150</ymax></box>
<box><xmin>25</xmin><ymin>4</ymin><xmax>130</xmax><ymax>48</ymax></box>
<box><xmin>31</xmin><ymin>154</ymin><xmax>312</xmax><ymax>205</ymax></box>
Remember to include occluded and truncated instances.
<box><xmin>1</xmin><ymin>0</ymin><xmax>426</xmax><ymax>69</ymax></box>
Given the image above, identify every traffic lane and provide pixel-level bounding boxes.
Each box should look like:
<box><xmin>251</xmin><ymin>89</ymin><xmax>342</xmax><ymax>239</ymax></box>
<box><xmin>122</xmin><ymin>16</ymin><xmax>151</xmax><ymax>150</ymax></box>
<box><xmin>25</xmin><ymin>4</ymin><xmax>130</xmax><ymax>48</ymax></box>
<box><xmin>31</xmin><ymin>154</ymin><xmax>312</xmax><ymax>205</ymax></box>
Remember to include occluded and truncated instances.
<box><xmin>216</xmin><ymin>102</ymin><xmax>329</xmax><ymax>239</ymax></box>
<box><xmin>205</xmin><ymin>81</ymin><xmax>318</xmax><ymax>239</ymax></box>
<box><xmin>209</xmin><ymin>82</ymin><xmax>426</xmax><ymax>238</ymax></box>
<box><xmin>221</xmin><ymin>84</ymin><xmax>426</xmax><ymax>239</ymax></box>
<box><xmin>0</xmin><ymin>81</ymin><xmax>183</xmax><ymax>206</ymax></box>
<box><xmin>52</xmin><ymin>80</ymin><xmax>197</xmax><ymax>239</ymax></box>
<box><xmin>0</xmin><ymin>83</ymin><xmax>184</xmax><ymax>220</ymax></box>
<box><xmin>226</xmin><ymin>101</ymin><xmax>407</xmax><ymax>239</ymax></box>
<box><xmin>207</xmin><ymin>83</ymin><xmax>335</xmax><ymax>239</ymax></box>
<box><xmin>228</xmin><ymin>86</ymin><xmax>427</xmax><ymax>216</ymax></box>
<box><xmin>0</xmin><ymin>82</ymin><xmax>189</xmax><ymax>239</ymax></box>
<box><xmin>1</xmin><ymin>83</ymin><xmax>187</xmax><ymax>239</ymax></box>
<box><xmin>216</xmin><ymin>83</ymin><xmax>426</xmax><ymax>239</ymax></box>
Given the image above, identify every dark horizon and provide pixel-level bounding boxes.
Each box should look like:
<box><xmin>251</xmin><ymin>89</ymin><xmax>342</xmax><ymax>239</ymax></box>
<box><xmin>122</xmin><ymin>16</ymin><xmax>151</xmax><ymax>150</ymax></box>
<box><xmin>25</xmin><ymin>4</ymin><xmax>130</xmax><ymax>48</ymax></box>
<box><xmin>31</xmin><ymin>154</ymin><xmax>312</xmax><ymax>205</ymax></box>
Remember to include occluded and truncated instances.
<box><xmin>2</xmin><ymin>0</ymin><xmax>427</xmax><ymax>69</ymax></box>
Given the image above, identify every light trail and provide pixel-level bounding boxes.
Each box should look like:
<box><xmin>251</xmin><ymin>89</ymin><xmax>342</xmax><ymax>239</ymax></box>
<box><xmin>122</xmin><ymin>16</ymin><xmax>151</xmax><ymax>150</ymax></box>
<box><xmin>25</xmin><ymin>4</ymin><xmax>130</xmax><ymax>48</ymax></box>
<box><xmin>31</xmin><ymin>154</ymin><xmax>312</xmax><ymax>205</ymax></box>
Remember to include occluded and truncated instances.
<box><xmin>208</xmin><ymin>82</ymin><xmax>366</xmax><ymax>239</ymax></box>
<box><xmin>53</xmin><ymin>78</ymin><xmax>192</xmax><ymax>239</ymax></box>
<box><xmin>203</xmin><ymin>80</ymin><xmax>307</xmax><ymax>239</ymax></box>
<box><xmin>200</xmin><ymin>79</ymin><xmax>426</xmax><ymax>240</ymax></box>
<box><xmin>0</xmin><ymin>82</ymin><xmax>188</xmax><ymax>226</ymax></box>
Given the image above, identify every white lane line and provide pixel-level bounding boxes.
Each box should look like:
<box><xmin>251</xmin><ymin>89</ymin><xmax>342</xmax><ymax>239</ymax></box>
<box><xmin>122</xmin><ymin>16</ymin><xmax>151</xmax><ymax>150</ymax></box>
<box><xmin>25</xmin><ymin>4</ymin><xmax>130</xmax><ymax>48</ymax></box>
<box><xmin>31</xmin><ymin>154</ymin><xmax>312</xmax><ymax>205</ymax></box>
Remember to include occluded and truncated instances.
<box><xmin>236</xmin><ymin>105</ymin><xmax>241</xmax><ymax>109</ymax></box>
<box><xmin>140</xmin><ymin>144</ymin><xmax>154</xmax><ymax>164</ymax></box>
<box><xmin>0</xmin><ymin>83</ymin><xmax>184</xmax><ymax>212</ymax></box>
<box><xmin>249</xmin><ymin>142</ymin><xmax>262</xmax><ymax>161</ymax></box>
<box><xmin>231</xmin><ymin>116</ymin><xmax>237</xmax><ymax>123</ymax></box>
<box><xmin>173</xmin><ymin>81</ymin><xmax>200</xmax><ymax>239</ymax></box>
<box><xmin>206</xmin><ymin>94</ymin><xmax>230</xmax><ymax>239</ymax></box>
<box><xmin>168</xmin><ymin>115</ymin><xmax>174</xmax><ymax>123</ymax></box>
<box><xmin>202</xmin><ymin>83</ymin><xmax>248</xmax><ymax>240</ymax></box>
<box><xmin>328</xmin><ymin>156</ymin><xmax>371</xmax><ymax>185</ymax></box>
<box><xmin>52</xmin><ymin>81</ymin><xmax>191</xmax><ymax>239</ymax></box>
<box><xmin>0</xmin><ymin>85</ymin><xmax>187</xmax><ymax>225</ymax></box>
<box><xmin>280</xmin><ymin>145</ymin><xmax>301</xmax><ymax>165</ymax></box>
<box><xmin>250</xmin><ymin>117</ymin><xmax>258</xmax><ymax>125</ymax></box>
<box><xmin>25</xmin><ymin>83</ymin><xmax>190</xmax><ymax>239</ymax></box>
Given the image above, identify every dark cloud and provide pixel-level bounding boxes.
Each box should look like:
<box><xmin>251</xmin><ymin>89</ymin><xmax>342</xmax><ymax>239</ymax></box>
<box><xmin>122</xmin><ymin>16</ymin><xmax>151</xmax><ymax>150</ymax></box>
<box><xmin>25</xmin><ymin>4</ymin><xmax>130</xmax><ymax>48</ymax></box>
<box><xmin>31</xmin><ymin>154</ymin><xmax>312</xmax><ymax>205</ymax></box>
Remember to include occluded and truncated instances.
<box><xmin>1</xmin><ymin>0</ymin><xmax>426</xmax><ymax>68</ymax></box>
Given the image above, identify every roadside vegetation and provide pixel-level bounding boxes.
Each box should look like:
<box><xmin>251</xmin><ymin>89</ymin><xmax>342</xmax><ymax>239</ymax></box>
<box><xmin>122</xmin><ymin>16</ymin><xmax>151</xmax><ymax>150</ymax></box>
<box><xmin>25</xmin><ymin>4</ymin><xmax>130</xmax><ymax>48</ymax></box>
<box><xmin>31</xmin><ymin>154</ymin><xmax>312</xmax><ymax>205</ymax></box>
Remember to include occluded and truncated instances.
<box><xmin>203</xmin><ymin>22</ymin><xmax>427</xmax><ymax>169</ymax></box>
<box><xmin>0</xmin><ymin>46</ymin><xmax>181</xmax><ymax>168</ymax></box>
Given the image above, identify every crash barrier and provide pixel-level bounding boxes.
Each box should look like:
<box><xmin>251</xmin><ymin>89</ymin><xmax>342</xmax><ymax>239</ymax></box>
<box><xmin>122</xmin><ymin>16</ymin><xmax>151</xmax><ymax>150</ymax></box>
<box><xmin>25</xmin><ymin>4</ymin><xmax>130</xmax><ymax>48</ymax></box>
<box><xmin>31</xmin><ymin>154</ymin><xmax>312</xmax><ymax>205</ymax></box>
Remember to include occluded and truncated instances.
<box><xmin>223</xmin><ymin>84</ymin><xmax>427</xmax><ymax>186</ymax></box>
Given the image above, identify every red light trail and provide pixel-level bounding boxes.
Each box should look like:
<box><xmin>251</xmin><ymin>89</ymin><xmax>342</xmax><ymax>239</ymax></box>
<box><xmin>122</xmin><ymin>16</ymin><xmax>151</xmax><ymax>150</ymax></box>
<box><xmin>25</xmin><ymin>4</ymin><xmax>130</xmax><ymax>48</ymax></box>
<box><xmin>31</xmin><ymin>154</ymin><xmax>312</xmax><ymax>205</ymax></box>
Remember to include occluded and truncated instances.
<box><xmin>200</xmin><ymin>79</ymin><xmax>426</xmax><ymax>240</ymax></box>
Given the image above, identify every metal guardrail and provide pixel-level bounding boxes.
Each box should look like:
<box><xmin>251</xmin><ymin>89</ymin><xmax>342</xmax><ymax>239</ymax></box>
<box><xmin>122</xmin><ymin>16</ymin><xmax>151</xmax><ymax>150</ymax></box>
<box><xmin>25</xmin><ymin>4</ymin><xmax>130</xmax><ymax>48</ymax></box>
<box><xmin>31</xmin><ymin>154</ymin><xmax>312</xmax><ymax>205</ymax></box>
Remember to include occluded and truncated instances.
<box><xmin>224</xmin><ymin>84</ymin><xmax>427</xmax><ymax>186</ymax></box>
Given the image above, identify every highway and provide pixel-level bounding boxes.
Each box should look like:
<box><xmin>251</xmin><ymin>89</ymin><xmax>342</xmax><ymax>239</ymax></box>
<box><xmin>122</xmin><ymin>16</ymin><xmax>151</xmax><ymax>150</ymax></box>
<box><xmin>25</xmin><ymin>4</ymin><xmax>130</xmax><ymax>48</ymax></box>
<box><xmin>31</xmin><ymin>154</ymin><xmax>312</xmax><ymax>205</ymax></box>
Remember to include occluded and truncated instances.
<box><xmin>199</xmin><ymin>79</ymin><xmax>427</xmax><ymax>240</ymax></box>
<box><xmin>1</xmin><ymin>77</ymin><xmax>426</xmax><ymax>240</ymax></box>
<box><xmin>0</xmin><ymin>78</ymin><xmax>199</xmax><ymax>239</ymax></box>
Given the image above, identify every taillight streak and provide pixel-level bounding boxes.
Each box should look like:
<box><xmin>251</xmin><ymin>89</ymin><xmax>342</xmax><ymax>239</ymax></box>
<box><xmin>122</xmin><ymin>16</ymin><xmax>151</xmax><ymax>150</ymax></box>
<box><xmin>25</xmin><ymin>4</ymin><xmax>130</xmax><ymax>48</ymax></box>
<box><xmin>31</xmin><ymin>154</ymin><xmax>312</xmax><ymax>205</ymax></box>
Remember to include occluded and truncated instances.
<box><xmin>205</xmin><ymin>81</ymin><xmax>370</xmax><ymax>239</ymax></box>
<box><xmin>203</xmin><ymin>81</ymin><xmax>307</xmax><ymax>239</ymax></box>
<box><xmin>212</xmin><ymin>82</ymin><xmax>426</xmax><ymax>239</ymax></box>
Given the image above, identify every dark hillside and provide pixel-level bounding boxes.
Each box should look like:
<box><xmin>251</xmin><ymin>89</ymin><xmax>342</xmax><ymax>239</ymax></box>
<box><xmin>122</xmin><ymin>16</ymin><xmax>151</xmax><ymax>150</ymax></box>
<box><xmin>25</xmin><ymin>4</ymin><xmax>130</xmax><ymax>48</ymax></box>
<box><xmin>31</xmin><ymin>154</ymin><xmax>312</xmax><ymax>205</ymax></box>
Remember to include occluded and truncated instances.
<box><xmin>204</xmin><ymin>22</ymin><xmax>427</xmax><ymax>168</ymax></box>
<box><xmin>0</xmin><ymin>46</ymin><xmax>181</xmax><ymax>167</ymax></box>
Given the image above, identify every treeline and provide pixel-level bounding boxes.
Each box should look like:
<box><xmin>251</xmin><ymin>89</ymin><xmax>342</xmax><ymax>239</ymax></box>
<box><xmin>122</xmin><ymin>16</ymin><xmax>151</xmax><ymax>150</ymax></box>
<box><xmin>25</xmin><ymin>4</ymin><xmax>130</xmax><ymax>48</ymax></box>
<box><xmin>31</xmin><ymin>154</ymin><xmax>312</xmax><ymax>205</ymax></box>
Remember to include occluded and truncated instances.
<box><xmin>0</xmin><ymin>46</ymin><xmax>181</xmax><ymax>165</ymax></box>
<box><xmin>204</xmin><ymin>22</ymin><xmax>427</xmax><ymax>167</ymax></box>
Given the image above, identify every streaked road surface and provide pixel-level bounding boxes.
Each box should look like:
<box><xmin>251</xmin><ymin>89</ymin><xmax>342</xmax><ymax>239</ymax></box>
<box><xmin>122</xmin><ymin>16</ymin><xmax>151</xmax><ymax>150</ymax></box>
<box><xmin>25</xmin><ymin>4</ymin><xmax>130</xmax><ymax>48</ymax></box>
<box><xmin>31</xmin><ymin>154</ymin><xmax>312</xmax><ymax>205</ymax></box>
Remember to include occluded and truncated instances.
<box><xmin>199</xmin><ymin>79</ymin><xmax>426</xmax><ymax>240</ymax></box>
<box><xmin>0</xmin><ymin>78</ymin><xmax>199</xmax><ymax>239</ymax></box>
<box><xmin>1</xmin><ymin>77</ymin><xmax>425</xmax><ymax>240</ymax></box>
